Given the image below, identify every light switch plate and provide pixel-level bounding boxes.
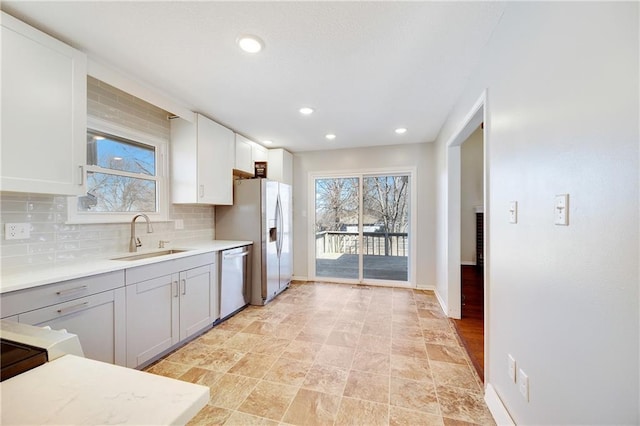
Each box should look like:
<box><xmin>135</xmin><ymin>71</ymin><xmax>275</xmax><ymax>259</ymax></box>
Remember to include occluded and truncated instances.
<box><xmin>555</xmin><ymin>194</ymin><xmax>569</xmax><ymax>225</ymax></box>
<box><xmin>509</xmin><ymin>201</ymin><xmax>518</xmax><ymax>224</ymax></box>
<box><xmin>174</xmin><ymin>219</ymin><xmax>184</xmax><ymax>230</ymax></box>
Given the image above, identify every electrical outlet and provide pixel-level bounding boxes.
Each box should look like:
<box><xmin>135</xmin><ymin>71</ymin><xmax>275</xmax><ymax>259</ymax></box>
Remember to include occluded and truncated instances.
<box><xmin>518</xmin><ymin>369</ymin><xmax>529</xmax><ymax>402</ymax></box>
<box><xmin>5</xmin><ymin>223</ymin><xmax>30</xmax><ymax>240</ymax></box>
<box><xmin>508</xmin><ymin>354</ymin><xmax>516</xmax><ymax>383</ymax></box>
<box><xmin>174</xmin><ymin>219</ymin><xmax>184</xmax><ymax>230</ymax></box>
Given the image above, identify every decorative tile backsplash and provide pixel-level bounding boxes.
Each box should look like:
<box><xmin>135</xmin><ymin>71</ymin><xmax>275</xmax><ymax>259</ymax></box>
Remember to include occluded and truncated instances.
<box><xmin>0</xmin><ymin>193</ymin><xmax>214</xmax><ymax>272</ymax></box>
<box><xmin>0</xmin><ymin>77</ymin><xmax>215</xmax><ymax>272</ymax></box>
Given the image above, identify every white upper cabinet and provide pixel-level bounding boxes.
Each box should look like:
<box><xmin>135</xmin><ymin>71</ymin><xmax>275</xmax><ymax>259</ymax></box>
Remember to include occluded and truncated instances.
<box><xmin>234</xmin><ymin>134</ymin><xmax>268</xmax><ymax>176</ymax></box>
<box><xmin>268</xmin><ymin>148</ymin><xmax>293</xmax><ymax>185</ymax></box>
<box><xmin>253</xmin><ymin>143</ymin><xmax>268</xmax><ymax>163</ymax></box>
<box><xmin>171</xmin><ymin>113</ymin><xmax>234</xmax><ymax>205</ymax></box>
<box><xmin>234</xmin><ymin>134</ymin><xmax>254</xmax><ymax>175</ymax></box>
<box><xmin>1</xmin><ymin>12</ymin><xmax>87</xmax><ymax>195</ymax></box>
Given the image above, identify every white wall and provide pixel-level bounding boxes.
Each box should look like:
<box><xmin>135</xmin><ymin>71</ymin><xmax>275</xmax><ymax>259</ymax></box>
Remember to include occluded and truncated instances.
<box><xmin>460</xmin><ymin>126</ymin><xmax>483</xmax><ymax>264</ymax></box>
<box><xmin>292</xmin><ymin>143</ymin><xmax>436</xmax><ymax>288</ymax></box>
<box><xmin>435</xmin><ymin>2</ymin><xmax>639</xmax><ymax>424</ymax></box>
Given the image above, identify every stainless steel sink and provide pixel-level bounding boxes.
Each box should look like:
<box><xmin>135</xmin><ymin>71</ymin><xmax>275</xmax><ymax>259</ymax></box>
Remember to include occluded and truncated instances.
<box><xmin>110</xmin><ymin>249</ymin><xmax>190</xmax><ymax>261</ymax></box>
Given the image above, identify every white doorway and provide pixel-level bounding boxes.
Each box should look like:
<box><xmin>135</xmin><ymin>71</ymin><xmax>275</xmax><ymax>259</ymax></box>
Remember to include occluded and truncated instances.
<box><xmin>445</xmin><ymin>90</ymin><xmax>489</xmax><ymax>376</ymax></box>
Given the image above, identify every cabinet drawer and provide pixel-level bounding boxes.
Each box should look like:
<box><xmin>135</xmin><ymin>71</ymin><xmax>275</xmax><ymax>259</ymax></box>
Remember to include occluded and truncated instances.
<box><xmin>0</xmin><ymin>271</ymin><xmax>125</xmax><ymax>318</ymax></box>
<box><xmin>18</xmin><ymin>288</ymin><xmax>126</xmax><ymax>365</ymax></box>
<box><xmin>125</xmin><ymin>252</ymin><xmax>216</xmax><ymax>285</ymax></box>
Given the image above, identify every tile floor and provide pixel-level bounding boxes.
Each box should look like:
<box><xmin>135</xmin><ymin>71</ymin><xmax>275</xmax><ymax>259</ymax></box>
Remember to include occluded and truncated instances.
<box><xmin>144</xmin><ymin>282</ymin><xmax>495</xmax><ymax>425</ymax></box>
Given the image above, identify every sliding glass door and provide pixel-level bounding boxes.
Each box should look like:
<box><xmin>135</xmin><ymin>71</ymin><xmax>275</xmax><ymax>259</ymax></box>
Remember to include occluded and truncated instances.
<box><xmin>314</xmin><ymin>177</ymin><xmax>360</xmax><ymax>280</ymax></box>
<box><xmin>313</xmin><ymin>172</ymin><xmax>411</xmax><ymax>284</ymax></box>
<box><xmin>362</xmin><ymin>175</ymin><xmax>409</xmax><ymax>281</ymax></box>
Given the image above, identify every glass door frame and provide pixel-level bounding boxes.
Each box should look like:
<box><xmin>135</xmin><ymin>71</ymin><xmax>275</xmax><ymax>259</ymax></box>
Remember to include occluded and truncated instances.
<box><xmin>308</xmin><ymin>167</ymin><xmax>417</xmax><ymax>287</ymax></box>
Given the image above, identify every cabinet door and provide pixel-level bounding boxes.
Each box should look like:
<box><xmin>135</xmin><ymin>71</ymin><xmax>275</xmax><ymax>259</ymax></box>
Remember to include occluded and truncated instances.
<box><xmin>235</xmin><ymin>134</ymin><xmax>253</xmax><ymax>174</ymax></box>
<box><xmin>267</xmin><ymin>148</ymin><xmax>293</xmax><ymax>185</ymax></box>
<box><xmin>126</xmin><ymin>274</ymin><xmax>179</xmax><ymax>368</ymax></box>
<box><xmin>198</xmin><ymin>116</ymin><xmax>234</xmax><ymax>205</ymax></box>
<box><xmin>253</xmin><ymin>144</ymin><xmax>268</xmax><ymax>163</ymax></box>
<box><xmin>179</xmin><ymin>264</ymin><xmax>216</xmax><ymax>341</ymax></box>
<box><xmin>19</xmin><ymin>289</ymin><xmax>125</xmax><ymax>366</ymax></box>
<box><xmin>1</xmin><ymin>12</ymin><xmax>87</xmax><ymax>195</ymax></box>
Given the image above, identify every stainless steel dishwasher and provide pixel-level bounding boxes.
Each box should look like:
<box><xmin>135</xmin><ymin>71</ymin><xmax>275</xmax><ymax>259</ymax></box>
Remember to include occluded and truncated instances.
<box><xmin>219</xmin><ymin>245</ymin><xmax>251</xmax><ymax>321</ymax></box>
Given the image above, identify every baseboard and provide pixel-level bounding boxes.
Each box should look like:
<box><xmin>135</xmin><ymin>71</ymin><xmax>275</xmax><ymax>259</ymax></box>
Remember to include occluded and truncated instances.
<box><xmin>485</xmin><ymin>383</ymin><xmax>515</xmax><ymax>425</ymax></box>
<box><xmin>293</xmin><ymin>276</ymin><xmax>432</xmax><ymax>290</ymax></box>
<box><xmin>435</xmin><ymin>288</ymin><xmax>448</xmax><ymax>316</ymax></box>
<box><xmin>461</xmin><ymin>260</ymin><xmax>476</xmax><ymax>266</ymax></box>
<box><xmin>415</xmin><ymin>283</ymin><xmax>436</xmax><ymax>291</ymax></box>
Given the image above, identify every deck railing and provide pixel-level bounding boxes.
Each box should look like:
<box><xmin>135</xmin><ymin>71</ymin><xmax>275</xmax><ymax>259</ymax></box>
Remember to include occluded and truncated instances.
<box><xmin>316</xmin><ymin>231</ymin><xmax>408</xmax><ymax>257</ymax></box>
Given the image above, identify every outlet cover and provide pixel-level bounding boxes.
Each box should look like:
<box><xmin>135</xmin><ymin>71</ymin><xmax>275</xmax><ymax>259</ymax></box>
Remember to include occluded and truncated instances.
<box><xmin>174</xmin><ymin>219</ymin><xmax>184</xmax><ymax>230</ymax></box>
<box><xmin>518</xmin><ymin>369</ymin><xmax>529</xmax><ymax>402</ymax></box>
<box><xmin>5</xmin><ymin>223</ymin><xmax>30</xmax><ymax>240</ymax></box>
<box><xmin>508</xmin><ymin>354</ymin><xmax>516</xmax><ymax>383</ymax></box>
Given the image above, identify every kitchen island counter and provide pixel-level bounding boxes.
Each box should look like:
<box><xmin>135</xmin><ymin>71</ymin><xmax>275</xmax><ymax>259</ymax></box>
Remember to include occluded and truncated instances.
<box><xmin>0</xmin><ymin>354</ymin><xmax>209</xmax><ymax>425</ymax></box>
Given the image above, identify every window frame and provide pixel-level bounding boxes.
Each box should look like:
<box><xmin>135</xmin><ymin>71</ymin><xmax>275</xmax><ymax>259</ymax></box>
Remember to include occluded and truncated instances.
<box><xmin>67</xmin><ymin>118</ymin><xmax>169</xmax><ymax>224</ymax></box>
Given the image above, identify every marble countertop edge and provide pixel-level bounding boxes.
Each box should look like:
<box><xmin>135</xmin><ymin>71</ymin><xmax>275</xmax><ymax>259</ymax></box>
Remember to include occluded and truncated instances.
<box><xmin>0</xmin><ymin>354</ymin><xmax>209</xmax><ymax>425</ymax></box>
<box><xmin>0</xmin><ymin>239</ymin><xmax>252</xmax><ymax>294</ymax></box>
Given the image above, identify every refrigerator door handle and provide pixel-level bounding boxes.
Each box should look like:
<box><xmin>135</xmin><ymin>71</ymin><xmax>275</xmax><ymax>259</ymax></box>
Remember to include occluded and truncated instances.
<box><xmin>278</xmin><ymin>195</ymin><xmax>284</xmax><ymax>257</ymax></box>
<box><xmin>275</xmin><ymin>196</ymin><xmax>282</xmax><ymax>257</ymax></box>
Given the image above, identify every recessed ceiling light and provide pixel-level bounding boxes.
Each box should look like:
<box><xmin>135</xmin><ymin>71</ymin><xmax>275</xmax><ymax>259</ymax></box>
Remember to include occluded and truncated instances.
<box><xmin>263</xmin><ymin>140</ymin><xmax>273</xmax><ymax>145</ymax></box>
<box><xmin>299</xmin><ymin>107</ymin><xmax>314</xmax><ymax>115</ymax></box>
<box><xmin>395</xmin><ymin>128</ymin><xmax>407</xmax><ymax>134</ymax></box>
<box><xmin>325</xmin><ymin>134</ymin><xmax>336</xmax><ymax>140</ymax></box>
<box><xmin>237</xmin><ymin>35</ymin><xmax>264</xmax><ymax>53</ymax></box>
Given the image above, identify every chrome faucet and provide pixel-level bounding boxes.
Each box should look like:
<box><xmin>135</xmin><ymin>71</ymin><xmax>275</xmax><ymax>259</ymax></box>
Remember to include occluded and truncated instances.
<box><xmin>129</xmin><ymin>214</ymin><xmax>154</xmax><ymax>252</ymax></box>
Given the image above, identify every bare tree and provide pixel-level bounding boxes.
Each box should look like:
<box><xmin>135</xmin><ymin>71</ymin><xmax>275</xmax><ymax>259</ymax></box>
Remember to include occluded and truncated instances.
<box><xmin>363</xmin><ymin>176</ymin><xmax>409</xmax><ymax>233</ymax></box>
<box><xmin>315</xmin><ymin>178</ymin><xmax>358</xmax><ymax>231</ymax></box>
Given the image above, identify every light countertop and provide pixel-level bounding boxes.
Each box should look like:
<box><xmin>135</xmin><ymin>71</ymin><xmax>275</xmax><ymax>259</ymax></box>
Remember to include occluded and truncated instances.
<box><xmin>0</xmin><ymin>354</ymin><xmax>209</xmax><ymax>425</ymax></box>
<box><xmin>0</xmin><ymin>240</ymin><xmax>252</xmax><ymax>294</ymax></box>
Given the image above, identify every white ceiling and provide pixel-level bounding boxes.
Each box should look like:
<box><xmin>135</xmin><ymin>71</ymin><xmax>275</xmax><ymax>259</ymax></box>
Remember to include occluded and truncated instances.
<box><xmin>2</xmin><ymin>1</ymin><xmax>506</xmax><ymax>153</ymax></box>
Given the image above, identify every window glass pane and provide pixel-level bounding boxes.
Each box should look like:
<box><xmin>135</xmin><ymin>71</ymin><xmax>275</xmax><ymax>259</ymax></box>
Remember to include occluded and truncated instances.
<box><xmin>87</xmin><ymin>131</ymin><xmax>155</xmax><ymax>176</ymax></box>
<box><xmin>80</xmin><ymin>171</ymin><xmax>157</xmax><ymax>212</ymax></box>
<box><xmin>362</xmin><ymin>175</ymin><xmax>409</xmax><ymax>281</ymax></box>
<box><xmin>314</xmin><ymin>177</ymin><xmax>360</xmax><ymax>279</ymax></box>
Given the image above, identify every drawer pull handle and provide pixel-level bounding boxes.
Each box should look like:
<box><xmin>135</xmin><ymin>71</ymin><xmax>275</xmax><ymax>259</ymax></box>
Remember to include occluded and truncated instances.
<box><xmin>57</xmin><ymin>302</ymin><xmax>89</xmax><ymax>314</ymax></box>
<box><xmin>56</xmin><ymin>285</ymin><xmax>88</xmax><ymax>296</ymax></box>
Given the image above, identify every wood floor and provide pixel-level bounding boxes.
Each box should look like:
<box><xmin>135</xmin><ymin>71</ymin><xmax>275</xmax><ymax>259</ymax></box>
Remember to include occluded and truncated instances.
<box><xmin>451</xmin><ymin>265</ymin><xmax>485</xmax><ymax>381</ymax></box>
<box><xmin>316</xmin><ymin>254</ymin><xmax>408</xmax><ymax>281</ymax></box>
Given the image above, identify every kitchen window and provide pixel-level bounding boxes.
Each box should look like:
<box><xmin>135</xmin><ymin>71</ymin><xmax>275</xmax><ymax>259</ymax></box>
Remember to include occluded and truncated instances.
<box><xmin>68</xmin><ymin>121</ymin><xmax>168</xmax><ymax>223</ymax></box>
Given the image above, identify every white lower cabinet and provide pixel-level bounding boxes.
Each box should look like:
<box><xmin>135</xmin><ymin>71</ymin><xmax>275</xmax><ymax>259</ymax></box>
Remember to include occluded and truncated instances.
<box><xmin>19</xmin><ymin>289</ymin><xmax>126</xmax><ymax>366</ymax></box>
<box><xmin>125</xmin><ymin>273</ymin><xmax>177</xmax><ymax>368</ymax></box>
<box><xmin>1</xmin><ymin>271</ymin><xmax>127</xmax><ymax>366</ymax></box>
<box><xmin>125</xmin><ymin>253</ymin><xmax>217</xmax><ymax>368</ymax></box>
<box><xmin>179</xmin><ymin>265</ymin><xmax>216</xmax><ymax>340</ymax></box>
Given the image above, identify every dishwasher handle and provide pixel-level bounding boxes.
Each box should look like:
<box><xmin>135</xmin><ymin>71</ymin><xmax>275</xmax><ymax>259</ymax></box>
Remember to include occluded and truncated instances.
<box><xmin>223</xmin><ymin>250</ymin><xmax>250</xmax><ymax>260</ymax></box>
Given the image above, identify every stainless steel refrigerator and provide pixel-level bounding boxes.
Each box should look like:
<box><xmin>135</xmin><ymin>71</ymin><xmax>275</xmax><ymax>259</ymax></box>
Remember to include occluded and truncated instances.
<box><xmin>215</xmin><ymin>179</ymin><xmax>292</xmax><ymax>305</ymax></box>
